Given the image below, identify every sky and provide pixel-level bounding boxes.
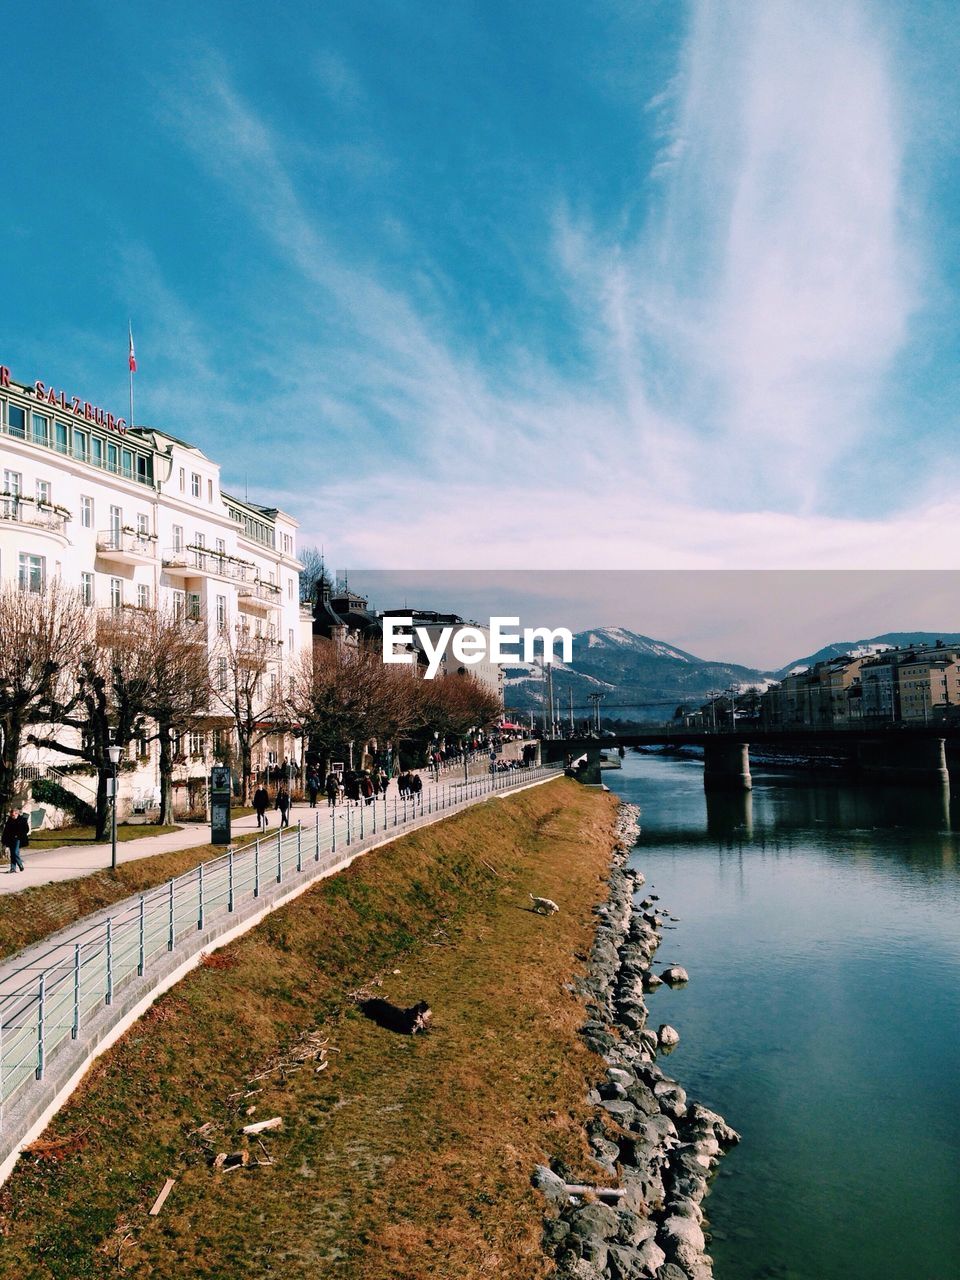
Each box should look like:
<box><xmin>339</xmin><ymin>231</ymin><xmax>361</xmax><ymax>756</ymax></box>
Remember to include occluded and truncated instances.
<box><xmin>2</xmin><ymin>1</ymin><xmax>960</xmax><ymax>575</ymax></box>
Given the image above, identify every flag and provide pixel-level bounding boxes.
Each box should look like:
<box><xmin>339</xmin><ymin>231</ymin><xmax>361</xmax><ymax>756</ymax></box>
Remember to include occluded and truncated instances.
<box><xmin>128</xmin><ymin>324</ymin><xmax>137</xmax><ymax>373</ymax></box>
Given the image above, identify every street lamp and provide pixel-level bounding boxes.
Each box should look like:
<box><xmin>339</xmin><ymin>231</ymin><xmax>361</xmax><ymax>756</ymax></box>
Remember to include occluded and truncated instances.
<box><xmin>107</xmin><ymin>743</ymin><xmax>122</xmax><ymax>871</ymax></box>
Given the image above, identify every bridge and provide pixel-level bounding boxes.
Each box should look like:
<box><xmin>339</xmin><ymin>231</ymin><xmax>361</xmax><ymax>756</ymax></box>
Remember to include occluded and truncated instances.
<box><xmin>540</xmin><ymin>725</ymin><xmax>960</xmax><ymax>789</ymax></box>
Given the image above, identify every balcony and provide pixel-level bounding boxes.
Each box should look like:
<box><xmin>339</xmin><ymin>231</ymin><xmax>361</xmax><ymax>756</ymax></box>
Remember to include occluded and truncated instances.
<box><xmin>237</xmin><ymin>577</ymin><xmax>282</xmax><ymax>612</ymax></box>
<box><xmin>96</xmin><ymin>529</ymin><xmax>158</xmax><ymax>565</ymax></box>
<box><xmin>0</xmin><ymin>497</ymin><xmax>70</xmax><ymax>539</ymax></box>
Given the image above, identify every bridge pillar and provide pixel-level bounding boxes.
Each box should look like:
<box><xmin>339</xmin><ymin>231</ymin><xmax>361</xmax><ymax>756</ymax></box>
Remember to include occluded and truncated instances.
<box><xmin>703</xmin><ymin>740</ymin><xmax>752</xmax><ymax>791</ymax></box>
<box><xmin>856</xmin><ymin>736</ymin><xmax>950</xmax><ymax>786</ymax></box>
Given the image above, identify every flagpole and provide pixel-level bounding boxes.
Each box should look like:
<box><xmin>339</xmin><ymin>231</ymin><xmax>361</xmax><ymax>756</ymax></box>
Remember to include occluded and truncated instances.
<box><xmin>128</xmin><ymin>320</ymin><xmax>135</xmax><ymax>430</ymax></box>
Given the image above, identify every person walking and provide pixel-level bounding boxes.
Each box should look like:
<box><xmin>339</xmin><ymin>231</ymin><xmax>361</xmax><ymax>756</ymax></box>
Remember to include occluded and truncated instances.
<box><xmin>360</xmin><ymin>773</ymin><xmax>374</xmax><ymax>805</ymax></box>
<box><xmin>325</xmin><ymin>771</ymin><xmax>340</xmax><ymax>807</ymax></box>
<box><xmin>275</xmin><ymin>785</ymin><xmax>291</xmax><ymax>827</ymax></box>
<box><xmin>306</xmin><ymin>771</ymin><xmax>320</xmax><ymax>808</ymax></box>
<box><xmin>3</xmin><ymin>809</ymin><xmax>26</xmax><ymax>873</ymax></box>
<box><xmin>253</xmin><ymin>783</ymin><xmax>270</xmax><ymax>830</ymax></box>
<box><xmin>410</xmin><ymin>773</ymin><xmax>423</xmax><ymax>806</ymax></box>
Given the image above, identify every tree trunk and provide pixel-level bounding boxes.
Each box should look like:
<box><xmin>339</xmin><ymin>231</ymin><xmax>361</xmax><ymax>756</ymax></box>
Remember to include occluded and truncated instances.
<box><xmin>95</xmin><ymin>769</ymin><xmax>110</xmax><ymax>841</ymax></box>
<box><xmin>0</xmin><ymin>715</ymin><xmax>24</xmax><ymax>819</ymax></box>
<box><xmin>158</xmin><ymin>723</ymin><xmax>174</xmax><ymax>826</ymax></box>
<box><xmin>240</xmin><ymin>742</ymin><xmax>252</xmax><ymax>804</ymax></box>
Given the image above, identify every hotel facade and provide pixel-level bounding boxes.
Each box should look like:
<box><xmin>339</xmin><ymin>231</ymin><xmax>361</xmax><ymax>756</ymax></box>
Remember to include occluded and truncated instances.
<box><xmin>0</xmin><ymin>360</ymin><xmax>310</xmax><ymax>818</ymax></box>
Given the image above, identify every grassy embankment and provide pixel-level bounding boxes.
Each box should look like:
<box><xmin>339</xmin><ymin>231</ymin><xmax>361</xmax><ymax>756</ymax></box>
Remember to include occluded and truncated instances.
<box><xmin>0</xmin><ymin>779</ymin><xmax>619</xmax><ymax>1280</ymax></box>
<box><xmin>26</xmin><ymin>825</ymin><xmax>181</xmax><ymax>851</ymax></box>
<box><xmin>0</xmin><ymin>826</ymin><xmax>262</xmax><ymax>963</ymax></box>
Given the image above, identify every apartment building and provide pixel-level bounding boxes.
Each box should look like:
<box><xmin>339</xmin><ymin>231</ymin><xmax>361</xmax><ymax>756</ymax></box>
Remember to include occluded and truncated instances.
<box><xmin>0</xmin><ymin>360</ymin><xmax>310</xmax><ymax>815</ymax></box>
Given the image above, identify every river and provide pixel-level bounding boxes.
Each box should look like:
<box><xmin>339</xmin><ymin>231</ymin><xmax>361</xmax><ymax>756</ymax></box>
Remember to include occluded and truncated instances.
<box><xmin>606</xmin><ymin>749</ymin><xmax>960</xmax><ymax>1280</ymax></box>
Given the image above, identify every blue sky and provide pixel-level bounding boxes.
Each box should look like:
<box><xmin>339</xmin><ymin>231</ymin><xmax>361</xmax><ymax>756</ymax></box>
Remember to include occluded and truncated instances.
<box><xmin>2</xmin><ymin>1</ymin><xmax>960</xmax><ymax>569</ymax></box>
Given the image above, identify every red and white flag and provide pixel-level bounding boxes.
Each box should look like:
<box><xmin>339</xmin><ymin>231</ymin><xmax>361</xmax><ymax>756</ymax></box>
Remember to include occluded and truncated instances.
<box><xmin>128</xmin><ymin>324</ymin><xmax>137</xmax><ymax>373</ymax></box>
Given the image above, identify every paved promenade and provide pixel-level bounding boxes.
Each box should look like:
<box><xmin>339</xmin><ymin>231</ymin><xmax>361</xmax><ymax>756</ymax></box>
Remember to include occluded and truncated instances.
<box><xmin>0</xmin><ymin>759</ymin><xmax>503</xmax><ymax>897</ymax></box>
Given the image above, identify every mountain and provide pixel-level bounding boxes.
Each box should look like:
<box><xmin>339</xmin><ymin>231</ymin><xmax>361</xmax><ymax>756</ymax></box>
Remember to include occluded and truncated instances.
<box><xmin>775</xmin><ymin>632</ymin><xmax>960</xmax><ymax>679</ymax></box>
<box><xmin>504</xmin><ymin>627</ymin><xmax>771</xmax><ymax>723</ymax></box>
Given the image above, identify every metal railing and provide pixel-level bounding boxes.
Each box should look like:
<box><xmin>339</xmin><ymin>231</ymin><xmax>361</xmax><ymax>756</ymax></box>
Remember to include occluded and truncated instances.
<box><xmin>0</xmin><ymin>762</ymin><xmax>560</xmax><ymax>1125</ymax></box>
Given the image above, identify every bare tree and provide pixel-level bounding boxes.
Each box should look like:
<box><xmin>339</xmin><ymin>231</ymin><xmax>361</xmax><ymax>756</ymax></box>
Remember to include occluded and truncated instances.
<box><xmin>421</xmin><ymin>671</ymin><xmax>503</xmax><ymax>742</ymax></box>
<box><xmin>0</xmin><ymin>581</ymin><xmax>88</xmax><ymax>820</ymax></box>
<box><xmin>288</xmin><ymin>639</ymin><xmax>419</xmax><ymax>776</ymax></box>
<box><xmin>211</xmin><ymin>624</ymin><xmax>287</xmax><ymax>802</ymax></box>
<box><xmin>138</xmin><ymin>608</ymin><xmax>214</xmax><ymax>825</ymax></box>
<box><xmin>298</xmin><ymin>545</ymin><xmax>331</xmax><ymax>607</ymax></box>
<box><xmin>35</xmin><ymin>609</ymin><xmax>158</xmax><ymax>839</ymax></box>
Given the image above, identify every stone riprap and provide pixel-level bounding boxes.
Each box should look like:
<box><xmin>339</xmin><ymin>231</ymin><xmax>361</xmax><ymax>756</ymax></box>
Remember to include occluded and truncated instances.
<box><xmin>535</xmin><ymin>803</ymin><xmax>739</xmax><ymax>1280</ymax></box>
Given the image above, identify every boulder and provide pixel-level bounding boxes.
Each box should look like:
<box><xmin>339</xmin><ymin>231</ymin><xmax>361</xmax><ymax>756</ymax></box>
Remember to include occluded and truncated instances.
<box><xmin>659</xmin><ymin>966</ymin><xmax>689</xmax><ymax>986</ymax></box>
<box><xmin>568</xmin><ymin>1200</ymin><xmax>621</xmax><ymax>1243</ymax></box>
<box><xmin>659</xmin><ymin>1213</ymin><xmax>706</xmax><ymax>1256</ymax></box>
<box><xmin>657</xmin><ymin>1024</ymin><xmax>680</xmax><ymax>1049</ymax></box>
<box><xmin>532</xmin><ymin>1164</ymin><xmax>569</xmax><ymax>1205</ymax></box>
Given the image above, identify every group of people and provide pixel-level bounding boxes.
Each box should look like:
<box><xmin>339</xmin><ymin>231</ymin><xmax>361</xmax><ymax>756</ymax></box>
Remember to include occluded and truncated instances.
<box><xmin>396</xmin><ymin>771</ymin><xmax>424</xmax><ymax>802</ymax></box>
<box><xmin>251</xmin><ymin>783</ymin><xmax>291</xmax><ymax>831</ymax></box>
<box><xmin>2</xmin><ymin>808</ymin><xmax>30</xmax><ymax>873</ymax></box>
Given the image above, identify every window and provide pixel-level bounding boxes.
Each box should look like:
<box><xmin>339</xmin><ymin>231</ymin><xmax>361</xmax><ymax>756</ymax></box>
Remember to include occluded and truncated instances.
<box><xmin>36</xmin><ymin>479</ymin><xmax>51</xmax><ymax>506</ymax></box>
<box><xmin>194</xmin><ymin>531</ymin><xmax>205</xmax><ymax>548</ymax></box>
<box><xmin>189</xmin><ymin>731</ymin><xmax>206</xmax><ymax>758</ymax></box>
<box><xmin>3</xmin><ymin>469</ymin><xmax>22</xmax><ymax>496</ymax></box>
<box><xmin>186</xmin><ymin>591</ymin><xmax>201</xmax><ymax>621</ymax></box>
<box><xmin>172</xmin><ymin>524</ymin><xmax>183</xmax><ymax>553</ymax></box>
<box><xmin>288</xmin><ymin>628</ymin><xmax>294</xmax><ymax>650</ymax></box>
<box><xmin>216</xmin><ymin>594</ymin><xmax>227</xmax><ymax>632</ymax></box>
<box><xmin>107</xmin><ymin>441</ymin><xmax>118</xmax><ymax>472</ymax></box>
<box><xmin>110</xmin><ymin>577</ymin><xmax>122</xmax><ymax>611</ymax></box>
<box><xmin>213</xmin><ymin>727</ymin><xmax>228</xmax><ymax>756</ymax></box>
<box><xmin>215</xmin><ymin>536</ymin><xmax>225</xmax><ymax>556</ymax></box>
<box><xmin>172</xmin><ymin>589</ymin><xmax>185</xmax><ymax>621</ymax></box>
<box><xmin>283</xmin><ymin>533</ymin><xmax>292</xmax><ymax>554</ymax></box>
<box><xmin>109</xmin><ymin>505</ymin><xmax>122</xmax><ymax>536</ymax></box>
<box><xmin>32</xmin><ymin>413</ymin><xmax>49</xmax><ymax>445</ymax></box>
<box><xmin>19</xmin><ymin>553</ymin><xmax>45</xmax><ymax>593</ymax></box>
<box><xmin>207</xmin><ymin>478</ymin><xmax>213</xmax><ymax>502</ymax></box>
<box><xmin>81</xmin><ymin>495</ymin><xmax>93</xmax><ymax>528</ymax></box>
<box><xmin>136</xmin><ymin>512</ymin><xmax>149</xmax><ymax>538</ymax></box>
<box><xmin>81</xmin><ymin>572</ymin><xmax>94</xmax><ymax>607</ymax></box>
<box><xmin>179</xmin><ymin>467</ymin><xmax>185</xmax><ymax>492</ymax></box>
<box><xmin>121</xmin><ymin>448</ymin><xmax>133</xmax><ymax>478</ymax></box>
<box><xmin>136</xmin><ymin>454</ymin><xmax>151</xmax><ymax>485</ymax></box>
<box><xmin>55</xmin><ymin>422</ymin><xmax>69</xmax><ymax>453</ymax></box>
<box><xmin>137</xmin><ymin>583</ymin><xmax>150</xmax><ymax>609</ymax></box>
<box><xmin>91</xmin><ymin>436</ymin><xmax>103</xmax><ymax>468</ymax></box>
<box><xmin>191</xmin><ymin>472</ymin><xmax>201</xmax><ymax>498</ymax></box>
<box><xmin>270</xmin><ymin>673</ymin><xmax>278</xmax><ymax>698</ymax></box>
<box><xmin>7</xmin><ymin>405</ymin><xmax>26</xmax><ymax>438</ymax></box>
<box><xmin>217</xmin><ymin>657</ymin><xmax>228</xmax><ymax>693</ymax></box>
<box><xmin>74</xmin><ymin>430</ymin><xmax>88</xmax><ymax>462</ymax></box>
<box><xmin>287</xmin><ymin>577</ymin><xmax>294</xmax><ymax>599</ymax></box>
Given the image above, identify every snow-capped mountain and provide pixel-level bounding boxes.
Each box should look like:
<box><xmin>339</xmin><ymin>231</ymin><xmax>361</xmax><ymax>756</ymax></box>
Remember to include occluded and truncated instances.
<box><xmin>774</xmin><ymin>632</ymin><xmax>960</xmax><ymax>681</ymax></box>
<box><xmin>504</xmin><ymin>627</ymin><xmax>769</xmax><ymax>723</ymax></box>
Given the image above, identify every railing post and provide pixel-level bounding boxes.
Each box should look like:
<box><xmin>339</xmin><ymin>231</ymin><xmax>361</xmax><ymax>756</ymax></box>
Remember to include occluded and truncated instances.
<box><xmin>72</xmin><ymin>943</ymin><xmax>81</xmax><ymax>1039</ymax></box>
<box><xmin>393</xmin><ymin>796</ymin><xmax>397</xmax><ymax>827</ymax></box>
<box><xmin>228</xmin><ymin>847</ymin><xmax>235</xmax><ymax>911</ymax></box>
<box><xmin>105</xmin><ymin>917</ymin><xmax>113</xmax><ymax>1005</ymax></box>
<box><xmin>315</xmin><ymin>812</ymin><xmax>321</xmax><ymax>861</ymax></box>
<box><xmin>138</xmin><ymin>895</ymin><xmax>145</xmax><ymax>975</ymax></box>
<box><xmin>297</xmin><ymin>821</ymin><xmax>303</xmax><ymax>872</ymax></box>
<box><xmin>331</xmin><ymin>809</ymin><xmax>336</xmax><ymax>855</ymax></box>
<box><xmin>346</xmin><ymin>807</ymin><xmax>352</xmax><ymax>846</ymax></box>
<box><xmin>254</xmin><ymin>840</ymin><xmax>260</xmax><ymax>897</ymax></box>
<box><xmin>35</xmin><ymin>975</ymin><xmax>45</xmax><ymax>1080</ymax></box>
<box><xmin>360</xmin><ymin>802</ymin><xmax>364</xmax><ymax>840</ymax></box>
<box><xmin>198</xmin><ymin>863</ymin><xmax>205</xmax><ymax>930</ymax></box>
<box><xmin>276</xmin><ymin>829</ymin><xmax>283</xmax><ymax>883</ymax></box>
<box><xmin>168</xmin><ymin>879</ymin><xmax>175</xmax><ymax>950</ymax></box>
<box><xmin>372</xmin><ymin>797</ymin><xmax>377</xmax><ymax>833</ymax></box>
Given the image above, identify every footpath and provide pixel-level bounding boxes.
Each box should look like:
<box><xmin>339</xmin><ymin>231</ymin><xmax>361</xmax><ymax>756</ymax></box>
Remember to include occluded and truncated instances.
<box><xmin>0</xmin><ymin>757</ymin><xmax>506</xmax><ymax>897</ymax></box>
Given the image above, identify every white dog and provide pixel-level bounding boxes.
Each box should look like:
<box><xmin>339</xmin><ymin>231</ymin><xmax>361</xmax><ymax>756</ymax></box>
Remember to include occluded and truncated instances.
<box><xmin>529</xmin><ymin>893</ymin><xmax>560</xmax><ymax>916</ymax></box>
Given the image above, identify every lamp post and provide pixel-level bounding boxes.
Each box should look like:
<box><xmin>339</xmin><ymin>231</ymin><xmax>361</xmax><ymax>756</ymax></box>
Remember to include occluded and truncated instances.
<box><xmin>107</xmin><ymin>743</ymin><xmax>122</xmax><ymax>871</ymax></box>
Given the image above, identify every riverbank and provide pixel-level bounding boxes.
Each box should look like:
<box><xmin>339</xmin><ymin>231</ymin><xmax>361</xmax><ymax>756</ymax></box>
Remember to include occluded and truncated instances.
<box><xmin>536</xmin><ymin>804</ymin><xmax>739</xmax><ymax>1280</ymax></box>
<box><xmin>0</xmin><ymin>779</ymin><xmax>622</xmax><ymax>1279</ymax></box>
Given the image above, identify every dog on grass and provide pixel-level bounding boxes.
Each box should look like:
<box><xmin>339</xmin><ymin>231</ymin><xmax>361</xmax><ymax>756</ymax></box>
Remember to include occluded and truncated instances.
<box><xmin>529</xmin><ymin>893</ymin><xmax>560</xmax><ymax>916</ymax></box>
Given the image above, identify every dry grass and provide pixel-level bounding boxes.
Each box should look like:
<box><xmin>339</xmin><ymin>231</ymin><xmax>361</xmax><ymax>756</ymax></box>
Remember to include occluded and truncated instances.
<box><xmin>0</xmin><ymin>830</ymin><xmax>260</xmax><ymax>964</ymax></box>
<box><xmin>0</xmin><ymin>779</ymin><xmax>619</xmax><ymax>1280</ymax></box>
<box><xmin>25</xmin><ymin>824</ymin><xmax>181</xmax><ymax>851</ymax></box>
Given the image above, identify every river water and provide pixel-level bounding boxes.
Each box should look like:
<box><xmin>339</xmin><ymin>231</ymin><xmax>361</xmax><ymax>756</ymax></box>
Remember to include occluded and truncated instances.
<box><xmin>606</xmin><ymin>749</ymin><xmax>960</xmax><ymax>1280</ymax></box>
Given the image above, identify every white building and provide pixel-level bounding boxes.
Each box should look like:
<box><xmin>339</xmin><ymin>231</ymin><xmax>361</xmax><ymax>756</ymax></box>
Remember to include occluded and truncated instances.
<box><xmin>0</xmin><ymin>360</ymin><xmax>311</xmax><ymax>817</ymax></box>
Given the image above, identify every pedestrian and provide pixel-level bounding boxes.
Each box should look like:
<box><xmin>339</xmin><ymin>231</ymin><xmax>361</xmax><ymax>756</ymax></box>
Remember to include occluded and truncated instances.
<box><xmin>3</xmin><ymin>808</ymin><xmax>26</xmax><ymax>873</ymax></box>
<box><xmin>275</xmin><ymin>785</ymin><xmax>291</xmax><ymax>827</ymax></box>
<box><xmin>307</xmin><ymin>771</ymin><xmax>320</xmax><ymax>808</ymax></box>
<box><xmin>253</xmin><ymin>783</ymin><xmax>270</xmax><ymax>830</ymax></box>
<box><xmin>378</xmin><ymin>768</ymin><xmax>390</xmax><ymax>796</ymax></box>
<box><xmin>361</xmin><ymin>773</ymin><xmax>374</xmax><ymax>805</ymax></box>
<box><xmin>325</xmin><ymin>771</ymin><xmax>340</xmax><ymax>807</ymax></box>
<box><xmin>410</xmin><ymin>773</ymin><xmax>423</xmax><ymax>805</ymax></box>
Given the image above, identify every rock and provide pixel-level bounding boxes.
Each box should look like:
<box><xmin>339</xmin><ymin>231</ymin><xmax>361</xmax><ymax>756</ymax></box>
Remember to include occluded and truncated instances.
<box><xmin>568</xmin><ymin>1201</ymin><xmax>621</xmax><ymax>1243</ymax></box>
<box><xmin>607</xmin><ymin>1237</ymin><xmax>667</xmax><ymax>1279</ymax></box>
<box><xmin>658</xmin><ymin>1024</ymin><xmax>680</xmax><ymax>1049</ymax></box>
<box><xmin>607</xmin><ymin>1066</ymin><xmax>635</xmax><ymax>1088</ymax></box>
<box><xmin>600</xmin><ymin>1099</ymin><xmax>640</xmax><ymax>1127</ymax></box>
<box><xmin>642</xmin><ymin>971</ymin><xmax>664</xmax><ymax>991</ymax></box>
<box><xmin>532</xmin><ymin>1164</ymin><xmax>569</xmax><ymax>1205</ymax></box>
<box><xmin>542</xmin><ymin>1217</ymin><xmax>571</xmax><ymax>1249</ymax></box>
<box><xmin>660</xmin><ymin>966</ymin><xmax>689</xmax><ymax>986</ymax></box>
<box><xmin>655</xmin><ymin>1265</ymin><xmax>688</xmax><ymax>1280</ymax></box>
<box><xmin>659</xmin><ymin>1213</ymin><xmax>706</xmax><ymax>1257</ymax></box>
<box><xmin>615</xmin><ymin>1210</ymin><xmax>659</xmax><ymax>1247</ymax></box>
